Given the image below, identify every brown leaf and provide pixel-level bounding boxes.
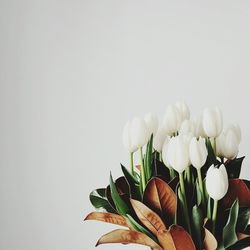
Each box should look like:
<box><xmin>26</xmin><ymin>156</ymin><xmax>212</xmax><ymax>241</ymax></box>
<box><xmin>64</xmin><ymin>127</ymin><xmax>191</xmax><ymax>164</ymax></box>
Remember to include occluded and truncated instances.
<box><xmin>130</xmin><ymin>199</ymin><xmax>166</xmax><ymax>235</ymax></box>
<box><xmin>237</xmin><ymin>233</ymin><xmax>250</xmax><ymax>240</ymax></box>
<box><xmin>84</xmin><ymin>212</ymin><xmax>129</xmax><ymax>227</ymax></box>
<box><xmin>143</xmin><ymin>177</ymin><xmax>177</xmax><ymax>225</ymax></box>
<box><xmin>136</xmin><ymin>165</ymin><xmax>141</xmax><ymax>171</ymax></box>
<box><xmin>222</xmin><ymin>179</ymin><xmax>250</xmax><ymax>208</ymax></box>
<box><xmin>157</xmin><ymin>225</ymin><xmax>195</xmax><ymax>250</ymax></box>
<box><xmin>96</xmin><ymin>229</ymin><xmax>162</xmax><ymax>249</ymax></box>
<box><xmin>204</xmin><ymin>228</ymin><xmax>217</xmax><ymax>250</ymax></box>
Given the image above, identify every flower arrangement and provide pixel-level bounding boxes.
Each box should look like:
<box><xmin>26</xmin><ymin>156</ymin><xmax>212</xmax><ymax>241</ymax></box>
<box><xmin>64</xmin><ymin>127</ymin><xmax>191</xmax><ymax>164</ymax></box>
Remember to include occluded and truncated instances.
<box><xmin>85</xmin><ymin>102</ymin><xmax>250</xmax><ymax>250</ymax></box>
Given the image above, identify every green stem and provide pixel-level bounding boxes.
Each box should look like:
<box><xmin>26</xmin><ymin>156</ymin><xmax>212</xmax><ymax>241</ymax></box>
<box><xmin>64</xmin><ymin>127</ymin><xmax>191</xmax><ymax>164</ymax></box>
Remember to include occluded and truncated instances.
<box><xmin>130</xmin><ymin>152</ymin><xmax>135</xmax><ymax>176</ymax></box>
<box><xmin>186</xmin><ymin>166</ymin><xmax>191</xmax><ymax>185</ymax></box>
<box><xmin>140</xmin><ymin>147</ymin><xmax>146</xmax><ymax>191</ymax></box>
<box><xmin>179</xmin><ymin>172</ymin><xmax>192</xmax><ymax>234</ymax></box>
<box><xmin>160</xmin><ymin>152</ymin><xmax>163</xmax><ymax>162</ymax></box>
<box><xmin>197</xmin><ymin>168</ymin><xmax>205</xmax><ymax>209</ymax></box>
<box><xmin>212</xmin><ymin>199</ymin><xmax>218</xmax><ymax>235</ymax></box>
<box><xmin>210</xmin><ymin>137</ymin><xmax>216</xmax><ymax>155</ymax></box>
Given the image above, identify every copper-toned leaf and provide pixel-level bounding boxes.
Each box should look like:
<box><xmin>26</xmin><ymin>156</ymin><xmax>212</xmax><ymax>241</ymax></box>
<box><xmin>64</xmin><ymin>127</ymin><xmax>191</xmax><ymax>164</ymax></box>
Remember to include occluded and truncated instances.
<box><xmin>157</xmin><ymin>230</ymin><xmax>175</xmax><ymax>250</ymax></box>
<box><xmin>136</xmin><ymin>165</ymin><xmax>141</xmax><ymax>171</ymax></box>
<box><xmin>96</xmin><ymin>229</ymin><xmax>162</xmax><ymax>249</ymax></box>
<box><xmin>84</xmin><ymin>212</ymin><xmax>129</xmax><ymax>227</ymax></box>
<box><xmin>157</xmin><ymin>225</ymin><xmax>195</xmax><ymax>250</ymax></box>
<box><xmin>143</xmin><ymin>177</ymin><xmax>177</xmax><ymax>225</ymax></box>
<box><xmin>237</xmin><ymin>233</ymin><xmax>250</xmax><ymax>240</ymax></box>
<box><xmin>223</xmin><ymin>179</ymin><xmax>250</xmax><ymax>208</ymax></box>
<box><xmin>130</xmin><ymin>199</ymin><xmax>166</xmax><ymax>235</ymax></box>
<box><xmin>204</xmin><ymin>228</ymin><xmax>218</xmax><ymax>250</ymax></box>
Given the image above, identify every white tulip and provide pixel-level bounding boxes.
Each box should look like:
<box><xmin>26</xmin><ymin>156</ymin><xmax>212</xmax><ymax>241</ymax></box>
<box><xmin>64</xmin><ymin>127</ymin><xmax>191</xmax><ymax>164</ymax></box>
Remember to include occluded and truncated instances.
<box><xmin>193</xmin><ymin>115</ymin><xmax>206</xmax><ymax>138</ymax></box>
<box><xmin>203</xmin><ymin>107</ymin><xmax>223</xmax><ymax>138</ymax></box>
<box><xmin>162</xmin><ymin>136</ymin><xmax>170</xmax><ymax>167</ymax></box>
<box><xmin>175</xmin><ymin>101</ymin><xmax>190</xmax><ymax>121</ymax></box>
<box><xmin>225</xmin><ymin>124</ymin><xmax>241</xmax><ymax>144</ymax></box>
<box><xmin>189</xmin><ymin>137</ymin><xmax>208</xmax><ymax>169</ymax></box>
<box><xmin>153</xmin><ymin>127</ymin><xmax>167</xmax><ymax>152</ymax></box>
<box><xmin>179</xmin><ymin>119</ymin><xmax>195</xmax><ymax>136</ymax></box>
<box><xmin>163</xmin><ymin>105</ymin><xmax>182</xmax><ymax>135</ymax></box>
<box><xmin>122</xmin><ymin>121</ymin><xmax>138</xmax><ymax>152</ymax></box>
<box><xmin>206</xmin><ymin>164</ymin><xmax>229</xmax><ymax>200</ymax></box>
<box><xmin>216</xmin><ymin>129</ymin><xmax>239</xmax><ymax>159</ymax></box>
<box><xmin>130</xmin><ymin>117</ymin><xmax>148</xmax><ymax>148</ymax></box>
<box><xmin>144</xmin><ymin>112</ymin><xmax>159</xmax><ymax>140</ymax></box>
<box><xmin>167</xmin><ymin>135</ymin><xmax>190</xmax><ymax>173</ymax></box>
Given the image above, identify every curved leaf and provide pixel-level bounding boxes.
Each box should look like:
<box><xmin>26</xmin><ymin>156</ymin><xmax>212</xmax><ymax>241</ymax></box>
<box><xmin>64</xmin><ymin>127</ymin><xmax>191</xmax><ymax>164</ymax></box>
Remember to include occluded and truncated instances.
<box><xmin>226</xmin><ymin>156</ymin><xmax>245</xmax><ymax>179</ymax></box>
<box><xmin>237</xmin><ymin>208</ymin><xmax>250</xmax><ymax>233</ymax></box>
<box><xmin>204</xmin><ymin>228</ymin><xmax>217</xmax><ymax>250</ymax></box>
<box><xmin>223</xmin><ymin>179</ymin><xmax>250</xmax><ymax>209</ymax></box>
<box><xmin>130</xmin><ymin>199</ymin><xmax>166</xmax><ymax>235</ymax></box>
<box><xmin>84</xmin><ymin>212</ymin><xmax>129</xmax><ymax>227</ymax></box>
<box><xmin>96</xmin><ymin>229</ymin><xmax>162</xmax><ymax>249</ymax></box>
<box><xmin>143</xmin><ymin>177</ymin><xmax>177</xmax><ymax>226</ymax></box>
<box><xmin>192</xmin><ymin>205</ymin><xmax>203</xmax><ymax>249</ymax></box>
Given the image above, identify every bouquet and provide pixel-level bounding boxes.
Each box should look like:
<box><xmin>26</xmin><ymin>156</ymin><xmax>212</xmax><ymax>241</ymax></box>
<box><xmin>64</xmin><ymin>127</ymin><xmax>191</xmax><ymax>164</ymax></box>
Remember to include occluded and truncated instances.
<box><xmin>85</xmin><ymin>102</ymin><xmax>250</xmax><ymax>250</ymax></box>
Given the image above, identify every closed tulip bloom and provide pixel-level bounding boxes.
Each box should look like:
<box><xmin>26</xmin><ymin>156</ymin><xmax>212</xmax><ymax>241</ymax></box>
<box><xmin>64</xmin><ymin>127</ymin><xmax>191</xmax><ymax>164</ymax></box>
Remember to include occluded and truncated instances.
<box><xmin>153</xmin><ymin>127</ymin><xmax>167</xmax><ymax>152</ymax></box>
<box><xmin>225</xmin><ymin>124</ymin><xmax>241</xmax><ymax>144</ymax></box>
<box><xmin>216</xmin><ymin>129</ymin><xmax>239</xmax><ymax>159</ymax></box>
<box><xmin>206</xmin><ymin>164</ymin><xmax>229</xmax><ymax>200</ymax></box>
<box><xmin>179</xmin><ymin>119</ymin><xmax>195</xmax><ymax>136</ymax></box>
<box><xmin>144</xmin><ymin>112</ymin><xmax>159</xmax><ymax>140</ymax></box>
<box><xmin>130</xmin><ymin>117</ymin><xmax>148</xmax><ymax>148</ymax></box>
<box><xmin>167</xmin><ymin>135</ymin><xmax>190</xmax><ymax>173</ymax></box>
<box><xmin>162</xmin><ymin>136</ymin><xmax>170</xmax><ymax>167</ymax></box>
<box><xmin>163</xmin><ymin>105</ymin><xmax>182</xmax><ymax>135</ymax></box>
<box><xmin>203</xmin><ymin>107</ymin><xmax>223</xmax><ymax>138</ymax></box>
<box><xmin>189</xmin><ymin>137</ymin><xmax>208</xmax><ymax>169</ymax></box>
<box><xmin>122</xmin><ymin>121</ymin><xmax>138</xmax><ymax>153</ymax></box>
<box><xmin>175</xmin><ymin>101</ymin><xmax>190</xmax><ymax>121</ymax></box>
<box><xmin>193</xmin><ymin>115</ymin><xmax>206</xmax><ymax>138</ymax></box>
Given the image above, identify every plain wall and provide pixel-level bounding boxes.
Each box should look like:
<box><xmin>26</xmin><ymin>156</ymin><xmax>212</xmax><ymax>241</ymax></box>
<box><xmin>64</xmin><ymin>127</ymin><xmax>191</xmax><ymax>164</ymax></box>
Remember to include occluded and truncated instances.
<box><xmin>1</xmin><ymin>0</ymin><xmax>250</xmax><ymax>249</ymax></box>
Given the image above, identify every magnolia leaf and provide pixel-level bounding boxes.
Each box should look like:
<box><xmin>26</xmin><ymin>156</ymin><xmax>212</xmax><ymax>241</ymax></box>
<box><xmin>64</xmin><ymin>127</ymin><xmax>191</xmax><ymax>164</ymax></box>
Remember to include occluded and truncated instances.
<box><xmin>96</xmin><ymin>229</ymin><xmax>162</xmax><ymax>249</ymax></box>
<box><xmin>84</xmin><ymin>212</ymin><xmax>129</xmax><ymax>227</ymax></box>
<box><xmin>151</xmin><ymin>158</ymin><xmax>171</xmax><ymax>183</ymax></box>
<box><xmin>222</xmin><ymin>199</ymin><xmax>239</xmax><ymax>248</ymax></box>
<box><xmin>143</xmin><ymin>177</ymin><xmax>177</xmax><ymax>226</ymax></box>
<box><xmin>89</xmin><ymin>188</ymin><xmax>116</xmax><ymax>213</ymax></box>
<box><xmin>203</xmin><ymin>228</ymin><xmax>218</xmax><ymax>250</ymax></box>
<box><xmin>168</xmin><ymin>176</ymin><xmax>179</xmax><ymax>192</ymax></box>
<box><xmin>109</xmin><ymin>174</ymin><xmax>130</xmax><ymax>216</ymax></box>
<box><xmin>130</xmin><ymin>199</ymin><xmax>166</xmax><ymax>235</ymax></box>
<box><xmin>157</xmin><ymin>225</ymin><xmax>195</xmax><ymax>250</ymax></box>
<box><xmin>192</xmin><ymin>205</ymin><xmax>203</xmax><ymax>249</ymax></box>
<box><xmin>237</xmin><ymin>232</ymin><xmax>250</xmax><ymax>240</ymax></box>
<box><xmin>226</xmin><ymin>156</ymin><xmax>245</xmax><ymax>179</ymax></box>
<box><xmin>226</xmin><ymin>236</ymin><xmax>250</xmax><ymax>250</ymax></box>
<box><xmin>237</xmin><ymin>208</ymin><xmax>250</xmax><ymax>233</ymax></box>
<box><xmin>223</xmin><ymin>179</ymin><xmax>250</xmax><ymax>209</ymax></box>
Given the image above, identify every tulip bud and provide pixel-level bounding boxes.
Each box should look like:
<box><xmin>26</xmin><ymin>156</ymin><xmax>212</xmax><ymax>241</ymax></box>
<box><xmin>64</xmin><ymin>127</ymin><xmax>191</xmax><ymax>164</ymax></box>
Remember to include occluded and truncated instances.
<box><xmin>225</xmin><ymin>124</ymin><xmax>241</xmax><ymax>144</ymax></box>
<box><xmin>175</xmin><ymin>101</ymin><xmax>190</xmax><ymax>121</ymax></box>
<box><xmin>179</xmin><ymin>119</ymin><xmax>195</xmax><ymax>136</ymax></box>
<box><xmin>144</xmin><ymin>112</ymin><xmax>159</xmax><ymax>140</ymax></box>
<box><xmin>163</xmin><ymin>105</ymin><xmax>182</xmax><ymax>135</ymax></box>
<box><xmin>130</xmin><ymin>117</ymin><xmax>148</xmax><ymax>148</ymax></box>
<box><xmin>162</xmin><ymin>136</ymin><xmax>170</xmax><ymax>167</ymax></box>
<box><xmin>189</xmin><ymin>137</ymin><xmax>208</xmax><ymax>169</ymax></box>
<box><xmin>193</xmin><ymin>115</ymin><xmax>206</xmax><ymax>138</ymax></box>
<box><xmin>153</xmin><ymin>127</ymin><xmax>167</xmax><ymax>152</ymax></box>
<box><xmin>122</xmin><ymin>121</ymin><xmax>138</xmax><ymax>153</ymax></box>
<box><xmin>206</xmin><ymin>164</ymin><xmax>228</xmax><ymax>200</ymax></box>
<box><xmin>202</xmin><ymin>107</ymin><xmax>223</xmax><ymax>138</ymax></box>
<box><xmin>216</xmin><ymin>129</ymin><xmax>239</xmax><ymax>160</ymax></box>
<box><xmin>167</xmin><ymin>135</ymin><xmax>190</xmax><ymax>173</ymax></box>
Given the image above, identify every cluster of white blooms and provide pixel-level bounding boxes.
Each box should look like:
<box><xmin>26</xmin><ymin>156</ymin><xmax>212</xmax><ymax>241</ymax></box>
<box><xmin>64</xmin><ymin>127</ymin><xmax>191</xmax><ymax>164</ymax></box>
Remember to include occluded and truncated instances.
<box><xmin>122</xmin><ymin>101</ymin><xmax>241</xmax><ymax>201</ymax></box>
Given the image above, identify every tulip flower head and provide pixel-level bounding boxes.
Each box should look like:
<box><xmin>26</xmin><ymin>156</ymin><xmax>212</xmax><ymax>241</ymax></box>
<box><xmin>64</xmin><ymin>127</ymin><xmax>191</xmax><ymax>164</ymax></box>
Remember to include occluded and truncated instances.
<box><xmin>122</xmin><ymin>121</ymin><xmax>138</xmax><ymax>153</ymax></box>
<box><xmin>163</xmin><ymin>105</ymin><xmax>182</xmax><ymax>135</ymax></box>
<box><xmin>153</xmin><ymin>127</ymin><xmax>167</xmax><ymax>152</ymax></box>
<box><xmin>206</xmin><ymin>164</ymin><xmax>229</xmax><ymax>200</ymax></box>
<box><xmin>202</xmin><ymin>107</ymin><xmax>223</xmax><ymax>138</ymax></box>
<box><xmin>167</xmin><ymin>135</ymin><xmax>190</xmax><ymax>173</ymax></box>
<box><xmin>144</xmin><ymin>112</ymin><xmax>159</xmax><ymax>141</ymax></box>
<box><xmin>225</xmin><ymin>123</ymin><xmax>241</xmax><ymax>144</ymax></box>
<box><xmin>162</xmin><ymin>136</ymin><xmax>170</xmax><ymax>167</ymax></box>
<box><xmin>179</xmin><ymin>119</ymin><xmax>195</xmax><ymax>136</ymax></box>
<box><xmin>189</xmin><ymin>137</ymin><xmax>208</xmax><ymax>169</ymax></box>
<box><xmin>130</xmin><ymin>117</ymin><xmax>148</xmax><ymax>148</ymax></box>
<box><xmin>193</xmin><ymin>115</ymin><xmax>206</xmax><ymax>138</ymax></box>
<box><xmin>175</xmin><ymin>101</ymin><xmax>190</xmax><ymax>122</ymax></box>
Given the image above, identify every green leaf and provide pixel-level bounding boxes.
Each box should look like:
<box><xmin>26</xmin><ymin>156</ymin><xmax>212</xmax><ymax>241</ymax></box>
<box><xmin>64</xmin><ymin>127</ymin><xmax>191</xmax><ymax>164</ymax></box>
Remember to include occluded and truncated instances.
<box><xmin>121</xmin><ymin>164</ymin><xmax>141</xmax><ymax>200</ymax></box>
<box><xmin>175</xmin><ymin>186</ymin><xmax>187</xmax><ymax>229</ymax></box>
<box><xmin>237</xmin><ymin>208</ymin><xmax>250</xmax><ymax>233</ymax></box>
<box><xmin>89</xmin><ymin>188</ymin><xmax>116</xmax><ymax>213</ymax></box>
<box><xmin>192</xmin><ymin>205</ymin><xmax>203</xmax><ymax>250</ymax></box>
<box><xmin>207</xmin><ymin>197</ymin><xmax>212</xmax><ymax>220</ymax></box>
<box><xmin>222</xmin><ymin>199</ymin><xmax>239</xmax><ymax>248</ymax></box>
<box><xmin>145</xmin><ymin>134</ymin><xmax>153</xmax><ymax>181</ymax></box>
<box><xmin>227</xmin><ymin>237</ymin><xmax>250</xmax><ymax>250</ymax></box>
<box><xmin>195</xmin><ymin>180</ymin><xmax>202</xmax><ymax>207</ymax></box>
<box><xmin>109</xmin><ymin>173</ymin><xmax>130</xmax><ymax>216</ymax></box>
<box><xmin>226</xmin><ymin>156</ymin><xmax>245</xmax><ymax>179</ymax></box>
<box><xmin>126</xmin><ymin>214</ymin><xmax>158</xmax><ymax>243</ymax></box>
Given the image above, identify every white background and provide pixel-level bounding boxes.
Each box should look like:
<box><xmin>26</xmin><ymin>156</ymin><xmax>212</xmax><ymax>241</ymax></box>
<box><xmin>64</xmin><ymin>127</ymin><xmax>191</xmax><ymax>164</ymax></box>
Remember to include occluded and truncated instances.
<box><xmin>1</xmin><ymin>1</ymin><xmax>250</xmax><ymax>249</ymax></box>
